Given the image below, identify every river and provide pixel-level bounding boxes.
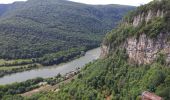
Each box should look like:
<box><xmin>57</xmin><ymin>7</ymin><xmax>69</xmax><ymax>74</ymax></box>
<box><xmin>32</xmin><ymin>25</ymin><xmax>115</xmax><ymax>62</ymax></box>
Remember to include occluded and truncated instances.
<box><xmin>0</xmin><ymin>48</ymin><xmax>101</xmax><ymax>85</ymax></box>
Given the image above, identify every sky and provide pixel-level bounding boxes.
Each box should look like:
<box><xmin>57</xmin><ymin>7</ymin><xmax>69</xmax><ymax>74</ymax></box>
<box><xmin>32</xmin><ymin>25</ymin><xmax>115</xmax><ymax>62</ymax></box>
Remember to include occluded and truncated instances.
<box><xmin>0</xmin><ymin>0</ymin><xmax>26</xmax><ymax>4</ymax></box>
<box><xmin>69</xmin><ymin>0</ymin><xmax>153</xmax><ymax>6</ymax></box>
<box><xmin>0</xmin><ymin>0</ymin><xmax>153</xmax><ymax>6</ymax></box>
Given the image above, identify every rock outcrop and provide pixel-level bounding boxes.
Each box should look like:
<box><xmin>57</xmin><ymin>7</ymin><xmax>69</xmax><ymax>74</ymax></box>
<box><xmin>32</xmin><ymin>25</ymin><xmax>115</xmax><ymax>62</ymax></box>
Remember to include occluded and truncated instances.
<box><xmin>132</xmin><ymin>9</ymin><xmax>164</xmax><ymax>27</ymax></box>
<box><xmin>126</xmin><ymin>9</ymin><xmax>169</xmax><ymax>64</ymax></box>
<box><xmin>100</xmin><ymin>44</ymin><xmax>110</xmax><ymax>58</ymax></box>
<box><xmin>101</xmin><ymin>33</ymin><xmax>170</xmax><ymax>64</ymax></box>
<box><xmin>125</xmin><ymin>33</ymin><xmax>170</xmax><ymax>64</ymax></box>
<box><xmin>101</xmin><ymin>0</ymin><xmax>170</xmax><ymax>65</ymax></box>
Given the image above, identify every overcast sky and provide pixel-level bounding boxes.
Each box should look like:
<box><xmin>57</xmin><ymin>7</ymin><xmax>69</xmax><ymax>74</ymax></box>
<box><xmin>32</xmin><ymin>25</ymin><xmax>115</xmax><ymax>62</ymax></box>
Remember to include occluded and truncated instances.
<box><xmin>0</xmin><ymin>0</ymin><xmax>153</xmax><ymax>6</ymax></box>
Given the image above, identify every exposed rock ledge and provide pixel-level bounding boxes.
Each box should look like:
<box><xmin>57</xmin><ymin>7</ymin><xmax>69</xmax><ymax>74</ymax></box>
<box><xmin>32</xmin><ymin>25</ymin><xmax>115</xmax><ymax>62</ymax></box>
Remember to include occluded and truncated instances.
<box><xmin>132</xmin><ymin>9</ymin><xmax>164</xmax><ymax>27</ymax></box>
<box><xmin>125</xmin><ymin>33</ymin><xmax>170</xmax><ymax>64</ymax></box>
<box><xmin>100</xmin><ymin>44</ymin><xmax>110</xmax><ymax>58</ymax></box>
<box><xmin>100</xmin><ymin>33</ymin><xmax>170</xmax><ymax>65</ymax></box>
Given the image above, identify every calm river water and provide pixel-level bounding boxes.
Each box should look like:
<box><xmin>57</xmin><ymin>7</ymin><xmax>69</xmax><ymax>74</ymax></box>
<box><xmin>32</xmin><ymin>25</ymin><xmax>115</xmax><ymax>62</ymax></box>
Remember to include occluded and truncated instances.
<box><xmin>0</xmin><ymin>48</ymin><xmax>101</xmax><ymax>85</ymax></box>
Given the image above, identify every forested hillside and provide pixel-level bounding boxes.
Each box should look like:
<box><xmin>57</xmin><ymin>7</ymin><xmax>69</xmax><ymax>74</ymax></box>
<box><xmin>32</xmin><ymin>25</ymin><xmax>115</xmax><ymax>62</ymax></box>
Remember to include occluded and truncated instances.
<box><xmin>0</xmin><ymin>0</ymin><xmax>134</xmax><ymax>60</ymax></box>
<box><xmin>17</xmin><ymin>0</ymin><xmax>170</xmax><ymax>100</ymax></box>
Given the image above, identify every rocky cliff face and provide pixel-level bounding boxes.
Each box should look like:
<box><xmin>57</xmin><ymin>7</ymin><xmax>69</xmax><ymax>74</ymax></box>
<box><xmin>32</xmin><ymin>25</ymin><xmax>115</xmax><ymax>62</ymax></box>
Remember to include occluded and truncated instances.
<box><xmin>125</xmin><ymin>33</ymin><xmax>170</xmax><ymax>64</ymax></box>
<box><xmin>100</xmin><ymin>44</ymin><xmax>110</xmax><ymax>58</ymax></box>
<box><xmin>125</xmin><ymin>8</ymin><xmax>170</xmax><ymax>64</ymax></box>
<box><xmin>132</xmin><ymin>9</ymin><xmax>165</xmax><ymax>27</ymax></box>
<box><xmin>101</xmin><ymin>8</ymin><xmax>170</xmax><ymax>64</ymax></box>
<box><xmin>101</xmin><ymin>33</ymin><xmax>170</xmax><ymax>64</ymax></box>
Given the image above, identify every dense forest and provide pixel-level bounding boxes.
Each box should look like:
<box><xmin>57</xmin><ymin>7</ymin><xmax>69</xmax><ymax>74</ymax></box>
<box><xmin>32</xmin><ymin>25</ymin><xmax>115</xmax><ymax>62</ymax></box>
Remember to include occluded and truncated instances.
<box><xmin>0</xmin><ymin>0</ymin><xmax>134</xmax><ymax>60</ymax></box>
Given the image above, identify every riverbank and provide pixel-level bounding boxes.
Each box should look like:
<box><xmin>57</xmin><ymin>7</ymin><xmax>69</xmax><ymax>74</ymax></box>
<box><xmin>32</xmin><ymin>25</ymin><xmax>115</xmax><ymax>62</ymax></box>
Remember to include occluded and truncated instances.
<box><xmin>0</xmin><ymin>47</ymin><xmax>99</xmax><ymax>78</ymax></box>
<box><xmin>0</xmin><ymin>64</ymin><xmax>42</xmax><ymax>77</ymax></box>
<box><xmin>0</xmin><ymin>48</ymin><xmax>101</xmax><ymax>85</ymax></box>
<box><xmin>0</xmin><ymin>65</ymin><xmax>81</xmax><ymax>99</ymax></box>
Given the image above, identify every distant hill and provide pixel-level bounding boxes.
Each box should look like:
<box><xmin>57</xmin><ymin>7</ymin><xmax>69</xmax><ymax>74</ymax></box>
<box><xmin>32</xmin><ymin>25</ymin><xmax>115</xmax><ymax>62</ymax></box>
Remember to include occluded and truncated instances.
<box><xmin>0</xmin><ymin>0</ymin><xmax>134</xmax><ymax>59</ymax></box>
<box><xmin>0</xmin><ymin>4</ymin><xmax>10</xmax><ymax>16</ymax></box>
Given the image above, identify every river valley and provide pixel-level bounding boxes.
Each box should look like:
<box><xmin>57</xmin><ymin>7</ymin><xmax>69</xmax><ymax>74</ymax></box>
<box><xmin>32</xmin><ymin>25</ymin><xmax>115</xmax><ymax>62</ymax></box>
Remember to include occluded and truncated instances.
<box><xmin>0</xmin><ymin>48</ymin><xmax>101</xmax><ymax>85</ymax></box>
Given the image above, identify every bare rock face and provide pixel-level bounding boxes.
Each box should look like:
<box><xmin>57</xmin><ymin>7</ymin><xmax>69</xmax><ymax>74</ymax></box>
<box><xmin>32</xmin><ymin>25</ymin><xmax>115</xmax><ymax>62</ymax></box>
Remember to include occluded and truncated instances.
<box><xmin>132</xmin><ymin>10</ymin><xmax>164</xmax><ymax>27</ymax></box>
<box><xmin>125</xmin><ymin>9</ymin><xmax>169</xmax><ymax>64</ymax></box>
<box><xmin>133</xmin><ymin>12</ymin><xmax>145</xmax><ymax>27</ymax></box>
<box><xmin>100</xmin><ymin>33</ymin><xmax>170</xmax><ymax>64</ymax></box>
<box><xmin>101</xmin><ymin>9</ymin><xmax>169</xmax><ymax>65</ymax></box>
<box><xmin>125</xmin><ymin>33</ymin><xmax>170</xmax><ymax>64</ymax></box>
<box><xmin>100</xmin><ymin>44</ymin><xmax>110</xmax><ymax>58</ymax></box>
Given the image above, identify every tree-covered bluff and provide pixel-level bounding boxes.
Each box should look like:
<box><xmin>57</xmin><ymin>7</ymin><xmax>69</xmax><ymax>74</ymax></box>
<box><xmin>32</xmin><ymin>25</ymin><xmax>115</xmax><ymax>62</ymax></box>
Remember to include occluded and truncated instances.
<box><xmin>105</xmin><ymin>0</ymin><xmax>170</xmax><ymax>44</ymax></box>
<box><xmin>103</xmin><ymin>0</ymin><xmax>170</xmax><ymax>64</ymax></box>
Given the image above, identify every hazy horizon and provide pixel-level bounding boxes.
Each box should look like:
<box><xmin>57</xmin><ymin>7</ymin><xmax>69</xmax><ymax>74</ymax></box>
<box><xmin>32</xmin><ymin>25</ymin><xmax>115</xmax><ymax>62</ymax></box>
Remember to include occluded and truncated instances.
<box><xmin>0</xmin><ymin>0</ymin><xmax>153</xmax><ymax>6</ymax></box>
